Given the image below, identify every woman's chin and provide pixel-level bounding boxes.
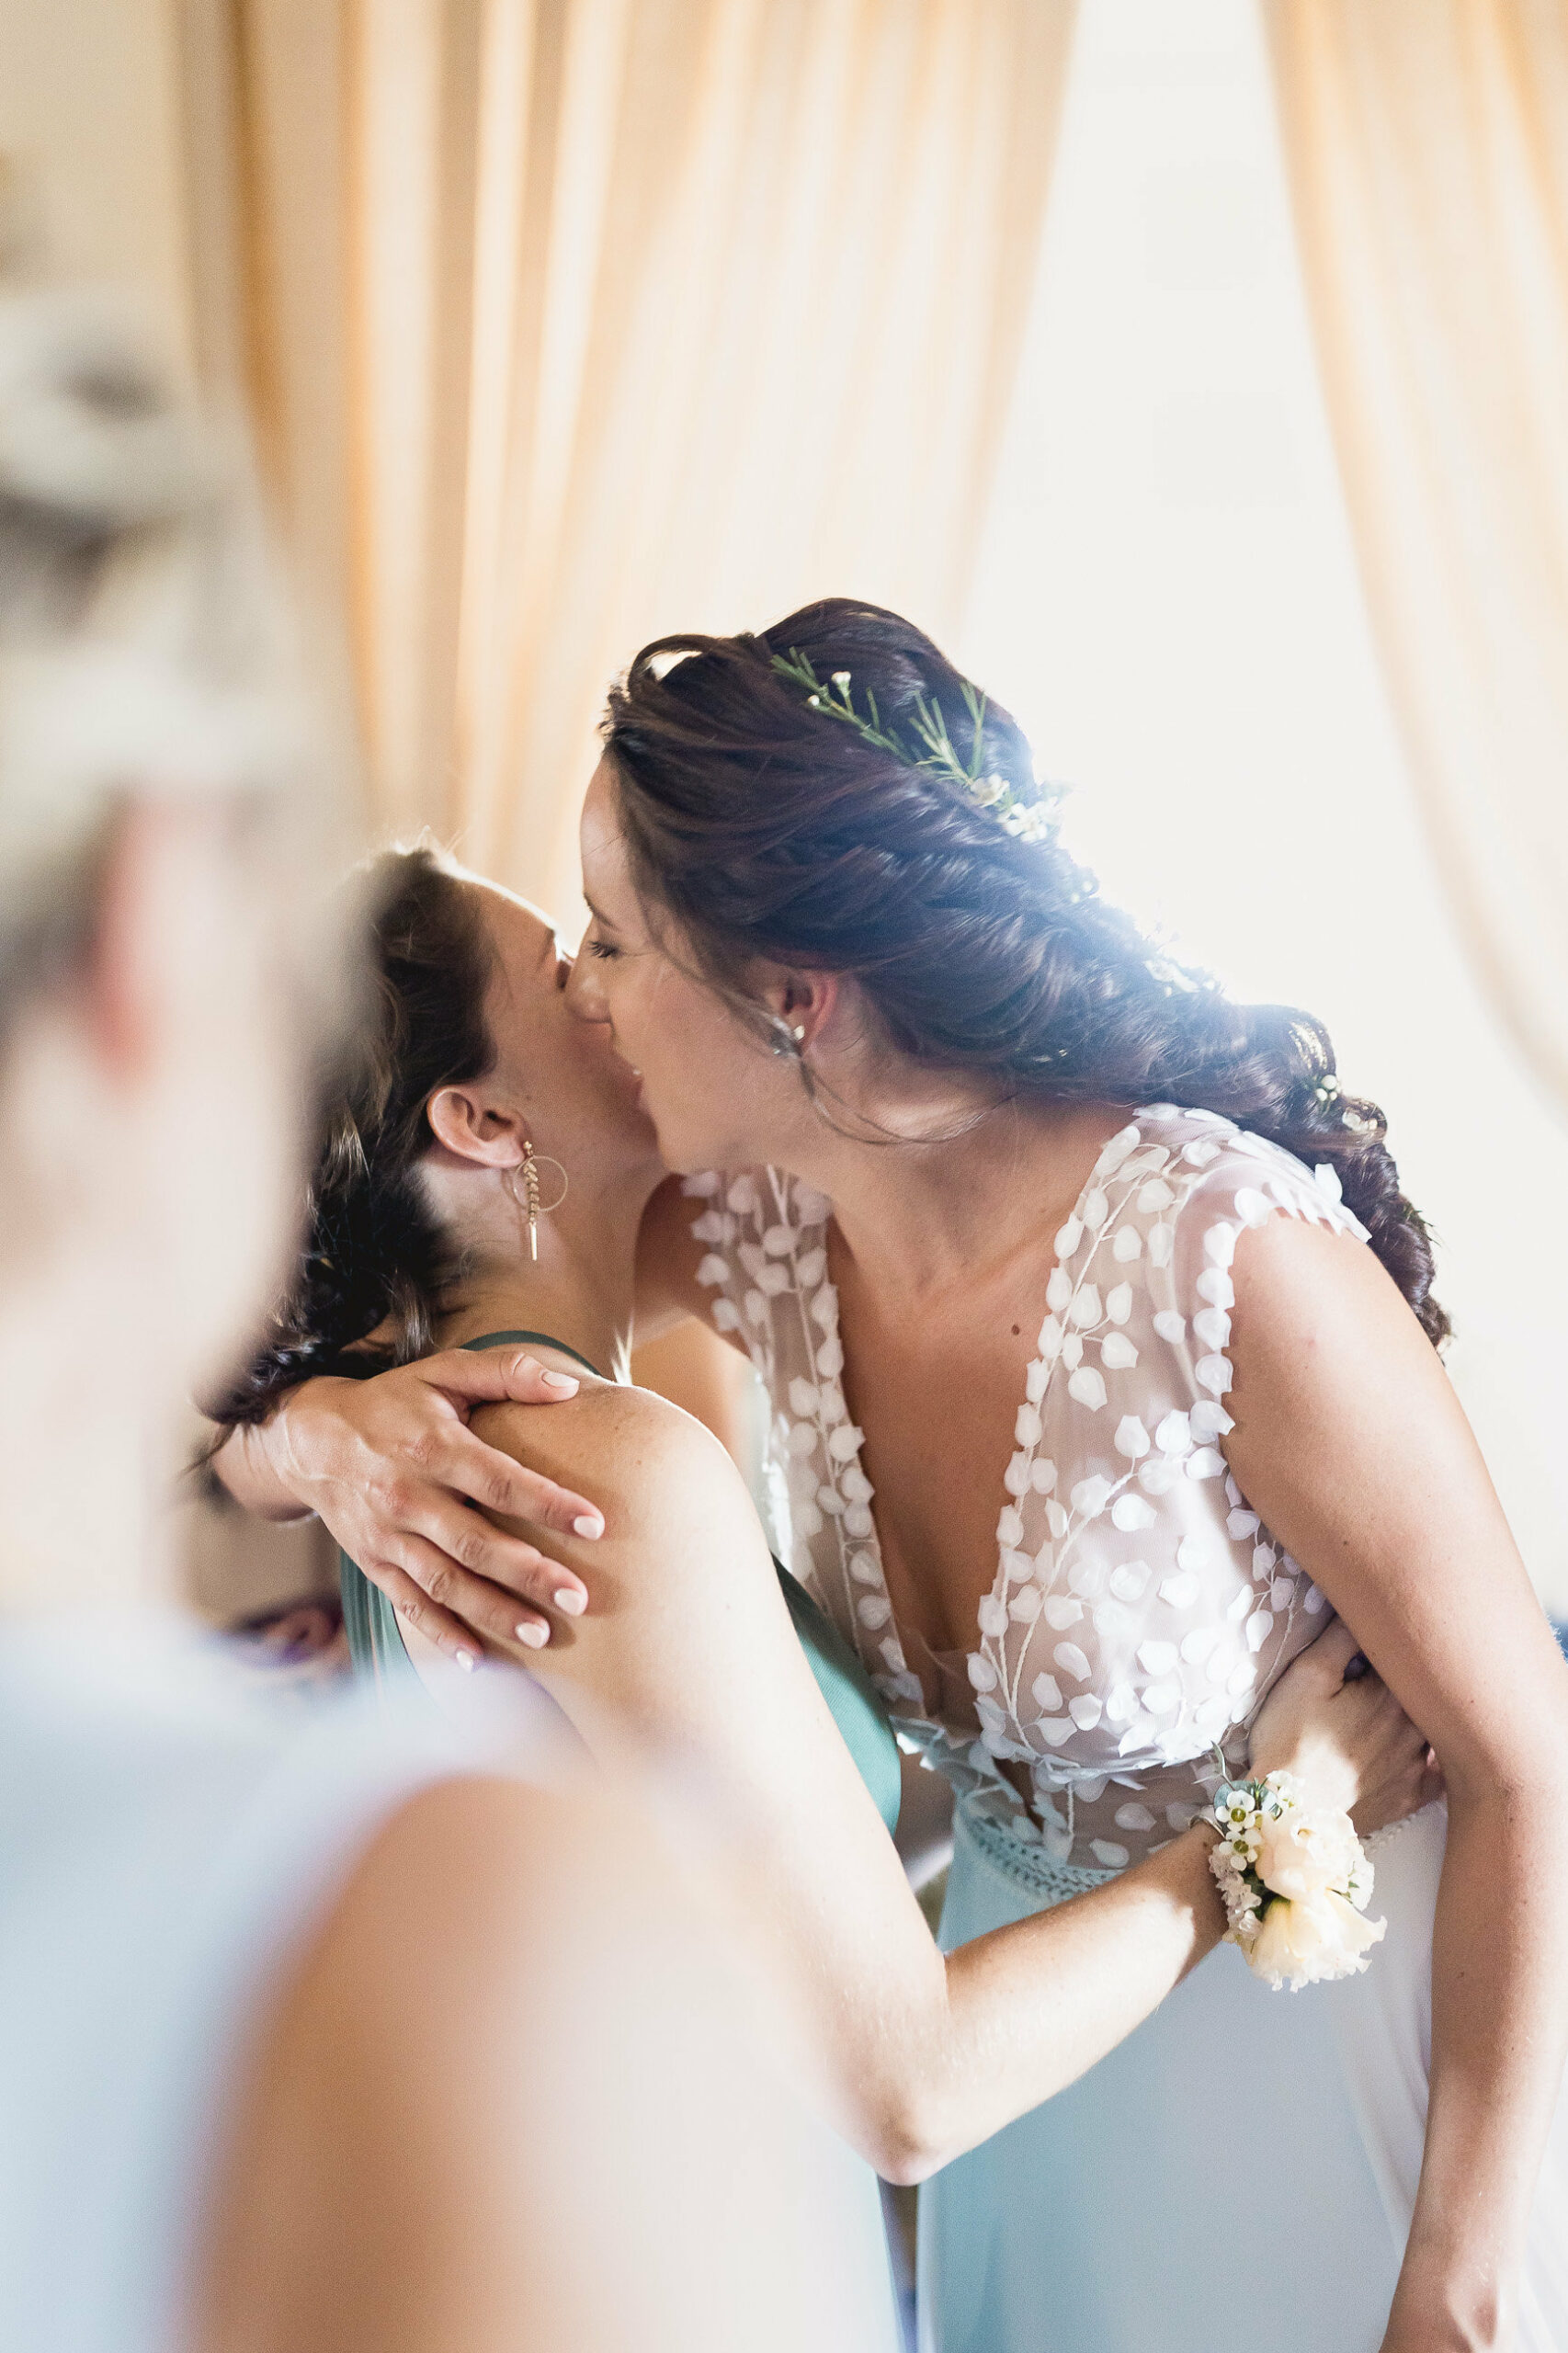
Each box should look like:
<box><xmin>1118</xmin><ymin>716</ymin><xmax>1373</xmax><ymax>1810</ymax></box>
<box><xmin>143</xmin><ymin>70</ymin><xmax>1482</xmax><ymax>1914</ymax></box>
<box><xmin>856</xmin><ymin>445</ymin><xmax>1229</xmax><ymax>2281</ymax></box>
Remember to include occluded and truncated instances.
<box><xmin>593</xmin><ymin>1049</ymin><xmax>662</xmax><ymax>1155</ymax></box>
<box><xmin>610</xmin><ymin>1070</ymin><xmax>726</xmax><ymax>1178</ymax></box>
<box><xmin>652</xmin><ymin>1133</ymin><xmax>728</xmax><ymax>1181</ymax></box>
<box><xmin>609</xmin><ymin>1085</ymin><xmax>669</xmax><ymax>1171</ymax></box>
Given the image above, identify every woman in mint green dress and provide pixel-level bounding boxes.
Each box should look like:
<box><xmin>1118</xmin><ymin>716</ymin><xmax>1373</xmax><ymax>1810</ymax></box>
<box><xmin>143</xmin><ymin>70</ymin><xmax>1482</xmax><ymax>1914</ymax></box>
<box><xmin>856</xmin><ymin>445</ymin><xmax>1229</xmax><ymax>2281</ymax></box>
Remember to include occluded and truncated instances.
<box><xmin>213</xmin><ymin>842</ymin><xmax>1426</xmax><ymax>2317</ymax></box>
<box><xmin>337</xmin><ymin>1324</ymin><xmax>903</xmax><ymax>1836</ymax></box>
<box><xmin>216</xmin><ymin>598</ymin><xmax>1567</xmax><ymax>2351</ymax></box>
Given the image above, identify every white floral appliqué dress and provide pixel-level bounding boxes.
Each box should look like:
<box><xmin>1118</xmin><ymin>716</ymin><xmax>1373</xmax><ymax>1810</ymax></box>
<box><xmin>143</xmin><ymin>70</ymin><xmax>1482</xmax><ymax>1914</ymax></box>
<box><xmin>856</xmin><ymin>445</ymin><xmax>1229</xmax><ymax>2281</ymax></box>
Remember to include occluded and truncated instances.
<box><xmin>687</xmin><ymin>1105</ymin><xmax>1568</xmax><ymax>2353</ymax></box>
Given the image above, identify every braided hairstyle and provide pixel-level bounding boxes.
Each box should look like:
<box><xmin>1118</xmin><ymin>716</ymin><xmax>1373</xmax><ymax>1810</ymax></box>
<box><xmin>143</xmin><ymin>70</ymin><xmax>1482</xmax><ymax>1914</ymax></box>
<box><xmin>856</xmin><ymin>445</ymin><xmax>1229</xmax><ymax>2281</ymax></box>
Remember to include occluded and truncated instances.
<box><xmin>213</xmin><ymin>844</ymin><xmax>499</xmax><ymax>1423</ymax></box>
<box><xmin>604</xmin><ymin>597</ymin><xmax>1448</xmax><ymax>1347</ymax></box>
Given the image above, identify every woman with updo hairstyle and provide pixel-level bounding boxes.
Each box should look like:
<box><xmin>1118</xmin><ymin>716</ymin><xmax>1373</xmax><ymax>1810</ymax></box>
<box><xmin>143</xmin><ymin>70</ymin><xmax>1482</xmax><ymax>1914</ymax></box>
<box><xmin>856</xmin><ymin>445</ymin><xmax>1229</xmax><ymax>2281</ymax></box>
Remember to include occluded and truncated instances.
<box><xmin>222</xmin><ymin>597</ymin><xmax>1568</xmax><ymax>2353</ymax></box>
<box><xmin>212</xmin><ymin>827</ymin><xmax>1424</xmax><ymax>2289</ymax></box>
<box><xmin>0</xmin><ymin>295</ymin><xmax>906</xmax><ymax>2353</ymax></box>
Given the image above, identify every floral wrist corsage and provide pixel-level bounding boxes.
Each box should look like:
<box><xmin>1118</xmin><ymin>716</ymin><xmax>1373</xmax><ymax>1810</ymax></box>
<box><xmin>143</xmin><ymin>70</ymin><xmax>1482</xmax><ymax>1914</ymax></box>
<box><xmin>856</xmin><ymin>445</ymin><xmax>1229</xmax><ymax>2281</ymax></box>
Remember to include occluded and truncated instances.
<box><xmin>1207</xmin><ymin>1764</ymin><xmax>1386</xmax><ymax>1991</ymax></box>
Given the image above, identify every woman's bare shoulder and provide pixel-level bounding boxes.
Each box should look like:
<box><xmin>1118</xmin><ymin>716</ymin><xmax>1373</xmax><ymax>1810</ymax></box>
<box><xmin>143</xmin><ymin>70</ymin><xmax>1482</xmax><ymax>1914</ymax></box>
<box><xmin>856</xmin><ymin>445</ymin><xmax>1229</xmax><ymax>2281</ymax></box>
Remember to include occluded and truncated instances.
<box><xmin>472</xmin><ymin>1375</ymin><xmax>756</xmax><ymax>1536</ymax></box>
<box><xmin>219</xmin><ymin>1768</ymin><xmax>601</xmax><ymax>2110</ymax></box>
<box><xmin>199</xmin><ymin>1772</ymin><xmax>817</xmax><ymax>2353</ymax></box>
<box><xmin>1228</xmin><ymin>1206</ymin><xmax>1440</xmax><ymax>1386</ymax></box>
<box><xmin>198</xmin><ymin>1775</ymin><xmax>616</xmax><ymax>2352</ymax></box>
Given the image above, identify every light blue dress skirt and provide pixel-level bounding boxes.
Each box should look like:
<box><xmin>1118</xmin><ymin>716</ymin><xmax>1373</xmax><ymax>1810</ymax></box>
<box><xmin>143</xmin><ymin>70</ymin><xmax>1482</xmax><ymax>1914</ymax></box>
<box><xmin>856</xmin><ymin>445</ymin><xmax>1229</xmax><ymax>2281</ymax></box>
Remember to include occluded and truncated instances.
<box><xmin>918</xmin><ymin>1804</ymin><xmax>1402</xmax><ymax>2353</ymax></box>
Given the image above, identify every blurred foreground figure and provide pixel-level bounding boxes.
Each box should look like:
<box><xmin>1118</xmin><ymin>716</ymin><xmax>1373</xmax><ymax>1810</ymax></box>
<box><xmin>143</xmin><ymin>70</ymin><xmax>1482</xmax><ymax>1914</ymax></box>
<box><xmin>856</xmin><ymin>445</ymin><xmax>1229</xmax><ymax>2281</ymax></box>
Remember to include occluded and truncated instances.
<box><xmin>0</xmin><ymin>283</ymin><xmax>895</xmax><ymax>2353</ymax></box>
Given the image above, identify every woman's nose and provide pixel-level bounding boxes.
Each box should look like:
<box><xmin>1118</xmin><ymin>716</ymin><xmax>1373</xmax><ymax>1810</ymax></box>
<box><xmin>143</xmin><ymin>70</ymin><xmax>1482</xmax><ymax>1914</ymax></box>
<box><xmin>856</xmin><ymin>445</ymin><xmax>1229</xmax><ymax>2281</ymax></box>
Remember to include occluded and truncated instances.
<box><xmin>563</xmin><ymin>949</ymin><xmax>606</xmax><ymax>1023</ymax></box>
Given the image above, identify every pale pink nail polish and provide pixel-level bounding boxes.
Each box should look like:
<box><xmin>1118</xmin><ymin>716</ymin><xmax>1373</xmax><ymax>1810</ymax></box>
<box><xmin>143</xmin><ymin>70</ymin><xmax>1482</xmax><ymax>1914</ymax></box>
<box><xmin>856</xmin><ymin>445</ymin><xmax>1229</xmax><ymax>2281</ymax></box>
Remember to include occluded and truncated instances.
<box><xmin>554</xmin><ymin>1587</ymin><xmax>586</xmax><ymax>1616</ymax></box>
<box><xmin>454</xmin><ymin>1649</ymin><xmax>477</xmax><ymax>1673</ymax></box>
<box><xmin>573</xmin><ymin>1514</ymin><xmax>604</xmax><ymax>1540</ymax></box>
<box><xmin>516</xmin><ymin>1621</ymin><xmax>549</xmax><ymax>1649</ymax></box>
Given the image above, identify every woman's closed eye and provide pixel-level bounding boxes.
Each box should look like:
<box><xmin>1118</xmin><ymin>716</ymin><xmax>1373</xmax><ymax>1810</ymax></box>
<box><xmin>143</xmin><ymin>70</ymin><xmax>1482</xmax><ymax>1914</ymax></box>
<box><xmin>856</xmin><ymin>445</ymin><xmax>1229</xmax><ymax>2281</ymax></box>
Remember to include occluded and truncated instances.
<box><xmin>584</xmin><ymin>933</ymin><xmax>622</xmax><ymax>961</ymax></box>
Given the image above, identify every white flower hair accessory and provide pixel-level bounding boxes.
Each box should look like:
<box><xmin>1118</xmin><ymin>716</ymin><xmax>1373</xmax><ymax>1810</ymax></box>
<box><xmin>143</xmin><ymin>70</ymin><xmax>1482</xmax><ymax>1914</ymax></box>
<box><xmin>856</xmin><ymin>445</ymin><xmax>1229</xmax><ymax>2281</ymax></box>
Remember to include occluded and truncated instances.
<box><xmin>770</xmin><ymin>645</ymin><xmax>1057</xmax><ymax>845</ymax></box>
<box><xmin>1207</xmin><ymin>1762</ymin><xmax>1386</xmax><ymax>1991</ymax></box>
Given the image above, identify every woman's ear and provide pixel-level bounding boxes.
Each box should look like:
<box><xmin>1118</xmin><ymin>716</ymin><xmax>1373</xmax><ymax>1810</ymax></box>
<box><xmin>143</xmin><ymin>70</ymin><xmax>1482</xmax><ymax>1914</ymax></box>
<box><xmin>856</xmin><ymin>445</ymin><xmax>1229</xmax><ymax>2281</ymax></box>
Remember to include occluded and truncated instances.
<box><xmin>425</xmin><ymin>1086</ymin><xmax>526</xmax><ymax>1168</ymax></box>
<box><xmin>756</xmin><ymin>968</ymin><xmax>840</xmax><ymax>1053</ymax></box>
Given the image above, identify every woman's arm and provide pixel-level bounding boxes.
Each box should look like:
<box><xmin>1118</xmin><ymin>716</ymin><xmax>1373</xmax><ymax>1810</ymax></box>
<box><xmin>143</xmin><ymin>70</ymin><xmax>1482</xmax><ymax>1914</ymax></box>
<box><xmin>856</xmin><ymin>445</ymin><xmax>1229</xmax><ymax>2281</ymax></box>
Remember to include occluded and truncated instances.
<box><xmin>1223</xmin><ymin>1219</ymin><xmax>1568</xmax><ymax>2353</ymax></box>
<box><xmin>208</xmin><ymin>1350</ymin><xmax>603</xmax><ymax>1658</ymax></box>
<box><xmin>198</xmin><ymin>1776</ymin><xmax>884</xmax><ymax>2353</ymax></box>
<box><xmin>206</xmin><ymin>1176</ymin><xmax>724</xmax><ymax>1655</ymax></box>
<box><xmin>457</xmin><ymin>1384</ymin><xmax>1431</xmax><ymax>2183</ymax></box>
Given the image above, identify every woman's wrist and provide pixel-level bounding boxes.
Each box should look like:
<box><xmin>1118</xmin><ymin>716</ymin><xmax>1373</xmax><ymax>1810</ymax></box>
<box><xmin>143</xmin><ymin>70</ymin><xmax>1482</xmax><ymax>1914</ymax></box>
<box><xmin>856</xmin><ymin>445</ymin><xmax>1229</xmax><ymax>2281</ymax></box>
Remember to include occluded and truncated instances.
<box><xmin>264</xmin><ymin>1377</ymin><xmax>358</xmax><ymax>1510</ymax></box>
<box><xmin>202</xmin><ymin>1410</ymin><xmax>313</xmax><ymax>1522</ymax></box>
<box><xmin>1204</xmin><ymin>1766</ymin><xmax>1385</xmax><ymax>1990</ymax></box>
<box><xmin>265</xmin><ymin>1385</ymin><xmax>309</xmax><ymax>1495</ymax></box>
<box><xmin>1168</xmin><ymin>1818</ymin><xmax>1227</xmax><ymax>1953</ymax></box>
<box><xmin>229</xmin><ymin>1382</ymin><xmax>346</xmax><ymax>1520</ymax></box>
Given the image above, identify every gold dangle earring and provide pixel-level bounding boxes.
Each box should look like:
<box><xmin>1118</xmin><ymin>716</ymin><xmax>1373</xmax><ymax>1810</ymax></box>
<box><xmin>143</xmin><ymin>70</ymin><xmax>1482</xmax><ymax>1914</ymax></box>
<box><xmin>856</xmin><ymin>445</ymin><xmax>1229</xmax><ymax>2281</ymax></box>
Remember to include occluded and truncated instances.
<box><xmin>508</xmin><ymin>1140</ymin><xmax>569</xmax><ymax>1260</ymax></box>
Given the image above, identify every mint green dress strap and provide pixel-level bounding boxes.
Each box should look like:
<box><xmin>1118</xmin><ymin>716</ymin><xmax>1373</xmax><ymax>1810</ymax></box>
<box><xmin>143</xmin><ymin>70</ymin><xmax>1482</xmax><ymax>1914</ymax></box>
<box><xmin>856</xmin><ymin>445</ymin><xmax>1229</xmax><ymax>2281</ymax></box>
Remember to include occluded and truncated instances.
<box><xmin>772</xmin><ymin>1560</ymin><xmax>903</xmax><ymax>1834</ymax></box>
<box><xmin>336</xmin><ymin>1333</ymin><xmax>902</xmax><ymax>1831</ymax></box>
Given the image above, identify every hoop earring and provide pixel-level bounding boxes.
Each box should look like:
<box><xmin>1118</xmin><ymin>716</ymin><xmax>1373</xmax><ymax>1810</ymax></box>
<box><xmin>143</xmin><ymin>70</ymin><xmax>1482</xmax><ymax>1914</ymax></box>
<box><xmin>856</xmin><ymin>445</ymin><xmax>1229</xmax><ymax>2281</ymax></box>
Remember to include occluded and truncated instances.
<box><xmin>507</xmin><ymin>1141</ymin><xmax>569</xmax><ymax>1261</ymax></box>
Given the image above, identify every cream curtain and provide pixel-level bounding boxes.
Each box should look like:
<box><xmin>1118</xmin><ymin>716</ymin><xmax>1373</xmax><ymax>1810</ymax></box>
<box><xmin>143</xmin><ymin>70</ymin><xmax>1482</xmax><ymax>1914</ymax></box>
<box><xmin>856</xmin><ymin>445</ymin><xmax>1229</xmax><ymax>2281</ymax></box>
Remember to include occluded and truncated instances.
<box><xmin>1262</xmin><ymin>0</ymin><xmax>1568</xmax><ymax>1114</ymax></box>
<box><xmin>178</xmin><ymin>0</ymin><xmax>1079</xmax><ymax>917</ymax></box>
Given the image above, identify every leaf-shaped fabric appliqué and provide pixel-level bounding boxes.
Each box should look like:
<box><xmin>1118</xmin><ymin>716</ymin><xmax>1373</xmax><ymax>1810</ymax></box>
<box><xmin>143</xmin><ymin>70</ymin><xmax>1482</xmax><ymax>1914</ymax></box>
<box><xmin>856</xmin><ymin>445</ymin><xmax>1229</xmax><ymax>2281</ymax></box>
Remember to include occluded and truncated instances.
<box><xmin>682</xmin><ymin>1109</ymin><xmax>1370</xmax><ymax>1876</ymax></box>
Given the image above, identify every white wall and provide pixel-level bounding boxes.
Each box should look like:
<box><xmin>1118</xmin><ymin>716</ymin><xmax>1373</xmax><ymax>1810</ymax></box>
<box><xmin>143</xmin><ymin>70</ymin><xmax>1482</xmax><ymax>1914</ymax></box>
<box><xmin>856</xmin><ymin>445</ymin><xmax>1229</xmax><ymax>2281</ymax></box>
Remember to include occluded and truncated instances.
<box><xmin>964</xmin><ymin>0</ymin><xmax>1568</xmax><ymax>1614</ymax></box>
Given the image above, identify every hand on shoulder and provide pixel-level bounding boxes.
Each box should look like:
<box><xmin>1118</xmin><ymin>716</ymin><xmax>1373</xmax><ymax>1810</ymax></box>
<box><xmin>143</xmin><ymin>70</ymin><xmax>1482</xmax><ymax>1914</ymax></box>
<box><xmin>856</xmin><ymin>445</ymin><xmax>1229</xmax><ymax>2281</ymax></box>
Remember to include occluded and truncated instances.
<box><xmin>466</xmin><ymin>1376</ymin><xmax>789</xmax><ymax>1724</ymax></box>
<box><xmin>472</xmin><ymin>1370</ymin><xmax>758</xmax><ymax>1565</ymax></box>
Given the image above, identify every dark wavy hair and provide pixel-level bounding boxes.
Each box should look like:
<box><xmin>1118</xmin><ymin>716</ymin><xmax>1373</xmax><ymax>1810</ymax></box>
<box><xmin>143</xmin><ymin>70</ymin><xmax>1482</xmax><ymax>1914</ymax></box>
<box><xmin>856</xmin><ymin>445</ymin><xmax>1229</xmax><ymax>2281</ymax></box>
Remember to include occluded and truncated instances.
<box><xmin>212</xmin><ymin>844</ymin><xmax>498</xmax><ymax>1424</ymax></box>
<box><xmin>604</xmin><ymin>597</ymin><xmax>1447</xmax><ymax>1347</ymax></box>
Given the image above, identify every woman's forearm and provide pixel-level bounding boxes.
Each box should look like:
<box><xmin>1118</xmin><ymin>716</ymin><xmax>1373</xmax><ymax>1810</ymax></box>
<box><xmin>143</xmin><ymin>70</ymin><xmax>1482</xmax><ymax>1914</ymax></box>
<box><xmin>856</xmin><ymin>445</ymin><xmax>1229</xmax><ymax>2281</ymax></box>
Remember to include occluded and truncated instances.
<box><xmin>209</xmin><ymin>1408</ymin><xmax>314</xmax><ymax>1521</ymax></box>
<box><xmin>883</xmin><ymin>1825</ymin><xmax>1223</xmax><ymax>2181</ymax></box>
<box><xmin>1385</xmin><ymin>1777</ymin><xmax>1568</xmax><ymax>2350</ymax></box>
<box><xmin>484</xmin><ymin>1399</ymin><xmax>1233</xmax><ymax>2186</ymax></box>
<box><xmin>885</xmin><ymin>1631</ymin><xmax>1428</xmax><ymax>2182</ymax></box>
<box><xmin>463</xmin><ymin>1398</ymin><xmax>1428</xmax><ymax>2192</ymax></box>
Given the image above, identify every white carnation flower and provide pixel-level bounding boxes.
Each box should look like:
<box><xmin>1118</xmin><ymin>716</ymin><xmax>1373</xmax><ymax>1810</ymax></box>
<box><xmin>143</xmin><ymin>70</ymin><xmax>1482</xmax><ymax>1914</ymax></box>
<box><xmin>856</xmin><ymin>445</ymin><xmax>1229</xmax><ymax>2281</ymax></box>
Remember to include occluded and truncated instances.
<box><xmin>1249</xmin><ymin>1893</ymin><xmax>1386</xmax><ymax>1991</ymax></box>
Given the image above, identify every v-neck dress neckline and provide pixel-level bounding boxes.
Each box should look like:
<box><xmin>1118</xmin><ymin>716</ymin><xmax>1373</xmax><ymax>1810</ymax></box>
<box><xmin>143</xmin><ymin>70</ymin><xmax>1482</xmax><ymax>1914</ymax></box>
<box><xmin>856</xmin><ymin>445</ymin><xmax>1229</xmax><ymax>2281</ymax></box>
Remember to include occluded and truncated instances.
<box><xmin>683</xmin><ymin>1105</ymin><xmax>1370</xmax><ymax>1882</ymax></box>
<box><xmin>818</xmin><ymin>1120</ymin><xmax>1131</xmax><ymax>1717</ymax></box>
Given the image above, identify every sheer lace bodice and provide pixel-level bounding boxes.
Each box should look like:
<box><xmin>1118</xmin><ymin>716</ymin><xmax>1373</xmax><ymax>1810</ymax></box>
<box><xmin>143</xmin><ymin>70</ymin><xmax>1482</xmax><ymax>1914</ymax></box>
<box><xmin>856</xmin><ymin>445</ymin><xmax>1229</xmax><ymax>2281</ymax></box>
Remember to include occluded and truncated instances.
<box><xmin>687</xmin><ymin>1105</ymin><xmax>1369</xmax><ymax>1874</ymax></box>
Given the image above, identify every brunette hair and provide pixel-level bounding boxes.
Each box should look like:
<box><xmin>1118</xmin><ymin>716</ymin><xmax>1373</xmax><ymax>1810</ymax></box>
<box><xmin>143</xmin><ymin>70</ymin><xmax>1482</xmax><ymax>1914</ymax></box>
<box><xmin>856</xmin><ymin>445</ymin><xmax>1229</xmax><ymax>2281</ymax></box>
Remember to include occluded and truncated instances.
<box><xmin>604</xmin><ymin>597</ymin><xmax>1448</xmax><ymax>1347</ymax></box>
<box><xmin>213</xmin><ymin>844</ymin><xmax>498</xmax><ymax>1424</ymax></box>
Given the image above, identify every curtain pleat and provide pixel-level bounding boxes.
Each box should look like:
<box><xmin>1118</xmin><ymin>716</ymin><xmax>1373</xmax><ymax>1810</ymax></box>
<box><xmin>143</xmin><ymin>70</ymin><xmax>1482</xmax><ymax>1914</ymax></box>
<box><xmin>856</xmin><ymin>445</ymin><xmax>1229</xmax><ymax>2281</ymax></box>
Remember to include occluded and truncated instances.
<box><xmin>178</xmin><ymin>0</ymin><xmax>1078</xmax><ymax>911</ymax></box>
<box><xmin>1262</xmin><ymin>0</ymin><xmax>1568</xmax><ymax>1115</ymax></box>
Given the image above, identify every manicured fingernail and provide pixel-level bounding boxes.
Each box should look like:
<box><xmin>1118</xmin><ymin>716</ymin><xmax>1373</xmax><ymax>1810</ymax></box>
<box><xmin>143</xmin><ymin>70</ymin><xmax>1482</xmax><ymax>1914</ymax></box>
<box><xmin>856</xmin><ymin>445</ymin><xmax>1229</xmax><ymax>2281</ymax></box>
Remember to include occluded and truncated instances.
<box><xmin>554</xmin><ymin>1586</ymin><xmax>586</xmax><ymax>1616</ymax></box>
<box><xmin>573</xmin><ymin>1513</ymin><xmax>604</xmax><ymax>1540</ymax></box>
<box><xmin>516</xmin><ymin>1621</ymin><xmax>549</xmax><ymax>1649</ymax></box>
<box><xmin>540</xmin><ymin>1368</ymin><xmax>579</xmax><ymax>1393</ymax></box>
<box><xmin>455</xmin><ymin>1648</ymin><xmax>477</xmax><ymax>1673</ymax></box>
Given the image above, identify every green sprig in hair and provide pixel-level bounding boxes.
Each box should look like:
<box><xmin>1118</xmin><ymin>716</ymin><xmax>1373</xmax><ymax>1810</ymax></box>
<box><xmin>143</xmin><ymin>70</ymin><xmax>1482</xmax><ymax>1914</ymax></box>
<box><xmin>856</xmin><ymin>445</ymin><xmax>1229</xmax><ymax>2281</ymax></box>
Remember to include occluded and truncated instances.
<box><xmin>770</xmin><ymin>647</ymin><xmax>1056</xmax><ymax>845</ymax></box>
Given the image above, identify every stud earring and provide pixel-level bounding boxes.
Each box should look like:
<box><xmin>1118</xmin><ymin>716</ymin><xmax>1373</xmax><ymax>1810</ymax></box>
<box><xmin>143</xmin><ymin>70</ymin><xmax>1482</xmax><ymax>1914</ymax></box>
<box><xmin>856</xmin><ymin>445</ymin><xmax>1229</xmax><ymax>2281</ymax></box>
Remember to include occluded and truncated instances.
<box><xmin>507</xmin><ymin>1140</ymin><xmax>569</xmax><ymax>1260</ymax></box>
